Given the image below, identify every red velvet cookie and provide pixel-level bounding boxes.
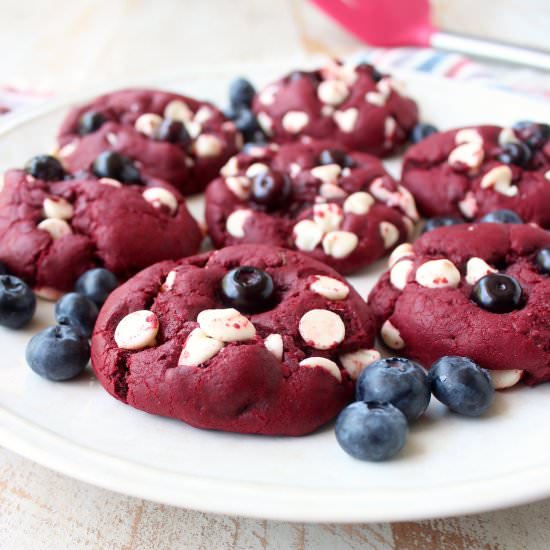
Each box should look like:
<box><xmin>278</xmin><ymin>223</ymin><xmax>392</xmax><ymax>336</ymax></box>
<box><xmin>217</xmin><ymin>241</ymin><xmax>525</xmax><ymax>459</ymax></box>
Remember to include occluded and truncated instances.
<box><xmin>0</xmin><ymin>169</ymin><xmax>202</xmax><ymax>298</ymax></box>
<box><xmin>57</xmin><ymin>88</ymin><xmax>242</xmax><ymax>195</ymax></box>
<box><xmin>91</xmin><ymin>244</ymin><xmax>380</xmax><ymax>435</ymax></box>
<box><xmin>401</xmin><ymin>124</ymin><xmax>550</xmax><ymax>225</ymax></box>
<box><xmin>251</xmin><ymin>60</ymin><xmax>418</xmax><ymax>157</ymax></box>
<box><xmin>368</xmin><ymin>223</ymin><xmax>550</xmax><ymax>386</ymax></box>
<box><xmin>205</xmin><ymin>140</ymin><xmax>418</xmax><ymax>274</ymax></box>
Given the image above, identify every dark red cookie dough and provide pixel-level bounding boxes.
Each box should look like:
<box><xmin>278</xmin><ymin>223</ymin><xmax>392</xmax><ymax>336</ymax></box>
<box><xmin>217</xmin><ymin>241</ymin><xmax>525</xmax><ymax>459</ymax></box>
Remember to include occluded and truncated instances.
<box><xmin>368</xmin><ymin>223</ymin><xmax>550</xmax><ymax>385</ymax></box>
<box><xmin>401</xmin><ymin>125</ymin><xmax>550</xmax><ymax>225</ymax></box>
<box><xmin>205</xmin><ymin>140</ymin><xmax>418</xmax><ymax>274</ymax></box>
<box><xmin>91</xmin><ymin>244</ymin><xmax>380</xmax><ymax>435</ymax></box>
<box><xmin>252</xmin><ymin>60</ymin><xmax>418</xmax><ymax>157</ymax></box>
<box><xmin>57</xmin><ymin>88</ymin><xmax>242</xmax><ymax>195</ymax></box>
<box><xmin>0</xmin><ymin>169</ymin><xmax>202</xmax><ymax>298</ymax></box>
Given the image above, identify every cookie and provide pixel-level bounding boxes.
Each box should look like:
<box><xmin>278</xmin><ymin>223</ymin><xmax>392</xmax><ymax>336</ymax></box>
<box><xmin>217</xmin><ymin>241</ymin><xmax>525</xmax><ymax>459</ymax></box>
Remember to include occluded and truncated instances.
<box><xmin>205</xmin><ymin>140</ymin><xmax>418</xmax><ymax>274</ymax></box>
<box><xmin>251</xmin><ymin>60</ymin><xmax>418</xmax><ymax>157</ymax></box>
<box><xmin>0</xmin><ymin>169</ymin><xmax>202</xmax><ymax>299</ymax></box>
<box><xmin>91</xmin><ymin>244</ymin><xmax>380</xmax><ymax>435</ymax></box>
<box><xmin>368</xmin><ymin>223</ymin><xmax>550</xmax><ymax>386</ymax></box>
<box><xmin>57</xmin><ymin>88</ymin><xmax>242</xmax><ymax>195</ymax></box>
<box><xmin>401</xmin><ymin>124</ymin><xmax>550</xmax><ymax>225</ymax></box>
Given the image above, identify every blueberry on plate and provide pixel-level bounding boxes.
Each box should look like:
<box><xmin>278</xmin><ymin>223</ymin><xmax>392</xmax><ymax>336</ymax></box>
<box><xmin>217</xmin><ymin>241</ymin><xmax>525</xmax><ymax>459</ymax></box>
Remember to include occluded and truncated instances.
<box><xmin>422</xmin><ymin>216</ymin><xmax>464</xmax><ymax>233</ymax></box>
<box><xmin>78</xmin><ymin>110</ymin><xmax>107</xmax><ymax>135</ymax></box>
<box><xmin>24</xmin><ymin>155</ymin><xmax>65</xmax><ymax>181</ymax></box>
<box><xmin>480</xmin><ymin>209</ymin><xmax>523</xmax><ymax>224</ymax></box>
<box><xmin>92</xmin><ymin>151</ymin><xmax>141</xmax><ymax>183</ymax></box>
<box><xmin>355</xmin><ymin>357</ymin><xmax>430</xmax><ymax>421</ymax></box>
<box><xmin>26</xmin><ymin>325</ymin><xmax>90</xmax><ymax>381</ymax></box>
<box><xmin>410</xmin><ymin>123</ymin><xmax>438</xmax><ymax>144</ymax></box>
<box><xmin>536</xmin><ymin>246</ymin><xmax>550</xmax><ymax>275</ymax></box>
<box><xmin>75</xmin><ymin>268</ymin><xmax>118</xmax><ymax>306</ymax></box>
<box><xmin>229</xmin><ymin>78</ymin><xmax>256</xmax><ymax>109</ymax></box>
<box><xmin>221</xmin><ymin>266</ymin><xmax>274</xmax><ymax>313</ymax></box>
<box><xmin>335</xmin><ymin>401</ymin><xmax>408</xmax><ymax>461</ymax></box>
<box><xmin>233</xmin><ymin>109</ymin><xmax>262</xmax><ymax>142</ymax></box>
<box><xmin>0</xmin><ymin>275</ymin><xmax>36</xmax><ymax>329</ymax></box>
<box><xmin>472</xmin><ymin>273</ymin><xmax>522</xmax><ymax>313</ymax></box>
<box><xmin>513</xmin><ymin>121</ymin><xmax>550</xmax><ymax>150</ymax></box>
<box><xmin>55</xmin><ymin>292</ymin><xmax>99</xmax><ymax>338</ymax></box>
<box><xmin>428</xmin><ymin>356</ymin><xmax>495</xmax><ymax>416</ymax></box>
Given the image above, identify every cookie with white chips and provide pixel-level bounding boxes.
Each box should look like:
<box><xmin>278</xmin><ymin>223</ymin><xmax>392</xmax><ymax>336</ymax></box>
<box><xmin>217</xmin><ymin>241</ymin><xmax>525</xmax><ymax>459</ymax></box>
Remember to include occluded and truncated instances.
<box><xmin>252</xmin><ymin>60</ymin><xmax>418</xmax><ymax>157</ymax></box>
<box><xmin>369</xmin><ymin>223</ymin><xmax>550</xmax><ymax>387</ymax></box>
<box><xmin>401</xmin><ymin>124</ymin><xmax>550</xmax><ymax>226</ymax></box>
<box><xmin>91</xmin><ymin>244</ymin><xmax>379</xmax><ymax>435</ymax></box>
<box><xmin>205</xmin><ymin>139</ymin><xmax>418</xmax><ymax>274</ymax></box>
<box><xmin>57</xmin><ymin>88</ymin><xmax>242</xmax><ymax>195</ymax></box>
<box><xmin>0</xmin><ymin>169</ymin><xmax>202</xmax><ymax>298</ymax></box>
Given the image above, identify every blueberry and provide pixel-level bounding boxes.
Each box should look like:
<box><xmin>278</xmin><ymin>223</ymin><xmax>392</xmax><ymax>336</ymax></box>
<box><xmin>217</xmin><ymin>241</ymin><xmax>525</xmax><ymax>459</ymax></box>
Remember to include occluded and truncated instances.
<box><xmin>422</xmin><ymin>216</ymin><xmax>464</xmax><ymax>233</ymax></box>
<box><xmin>410</xmin><ymin>123</ymin><xmax>438</xmax><ymax>144</ymax></box>
<box><xmin>24</xmin><ymin>155</ymin><xmax>65</xmax><ymax>181</ymax></box>
<box><xmin>78</xmin><ymin>110</ymin><xmax>107</xmax><ymax>135</ymax></box>
<box><xmin>0</xmin><ymin>275</ymin><xmax>36</xmax><ymax>329</ymax></box>
<box><xmin>513</xmin><ymin>121</ymin><xmax>550</xmax><ymax>149</ymax></box>
<box><xmin>287</xmin><ymin>70</ymin><xmax>322</xmax><ymax>84</ymax></box>
<box><xmin>221</xmin><ymin>266</ymin><xmax>274</xmax><ymax>313</ymax></box>
<box><xmin>498</xmin><ymin>142</ymin><xmax>532</xmax><ymax>168</ymax></box>
<box><xmin>355</xmin><ymin>357</ymin><xmax>430</xmax><ymax>421</ymax></box>
<box><xmin>55</xmin><ymin>292</ymin><xmax>99</xmax><ymax>337</ymax></box>
<box><xmin>536</xmin><ymin>246</ymin><xmax>550</xmax><ymax>275</ymax></box>
<box><xmin>480</xmin><ymin>209</ymin><xmax>523</xmax><ymax>224</ymax></box>
<box><xmin>26</xmin><ymin>325</ymin><xmax>90</xmax><ymax>381</ymax></box>
<box><xmin>229</xmin><ymin>78</ymin><xmax>256</xmax><ymax>109</ymax></box>
<box><xmin>75</xmin><ymin>268</ymin><xmax>118</xmax><ymax>306</ymax></box>
<box><xmin>318</xmin><ymin>149</ymin><xmax>355</xmax><ymax>168</ymax></box>
<box><xmin>335</xmin><ymin>401</ymin><xmax>408</xmax><ymax>461</ymax></box>
<box><xmin>428</xmin><ymin>356</ymin><xmax>495</xmax><ymax>416</ymax></box>
<box><xmin>472</xmin><ymin>273</ymin><xmax>522</xmax><ymax>313</ymax></box>
<box><xmin>233</xmin><ymin>109</ymin><xmax>263</xmax><ymax>142</ymax></box>
<box><xmin>156</xmin><ymin>119</ymin><xmax>191</xmax><ymax>146</ymax></box>
<box><xmin>251</xmin><ymin>171</ymin><xmax>292</xmax><ymax>210</ymax></box>
<box><xmin>92</xmin><ymin>151</ymin><xmax>141</xmax><ymax>183</ymax></box>
<box><xmin>0</xmin><ymin>262</ymin><xmax>8</xmax><ymax>275</ymax></box>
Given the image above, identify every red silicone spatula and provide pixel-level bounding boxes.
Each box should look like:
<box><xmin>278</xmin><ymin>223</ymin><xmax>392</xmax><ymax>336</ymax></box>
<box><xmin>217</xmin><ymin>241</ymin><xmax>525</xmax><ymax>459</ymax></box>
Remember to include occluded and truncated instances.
<box><xmin>311</xmin><ymin>0</ymin><xmax>550</xmax><ymax>71</ymax></box>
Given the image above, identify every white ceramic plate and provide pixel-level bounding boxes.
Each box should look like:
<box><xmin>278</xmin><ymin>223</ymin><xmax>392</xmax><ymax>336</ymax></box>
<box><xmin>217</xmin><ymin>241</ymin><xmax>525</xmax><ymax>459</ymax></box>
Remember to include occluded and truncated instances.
<box><xmin>1</xmin><ymin>65</ymin><xmax>550</xmax><ymax>523</ymax></box>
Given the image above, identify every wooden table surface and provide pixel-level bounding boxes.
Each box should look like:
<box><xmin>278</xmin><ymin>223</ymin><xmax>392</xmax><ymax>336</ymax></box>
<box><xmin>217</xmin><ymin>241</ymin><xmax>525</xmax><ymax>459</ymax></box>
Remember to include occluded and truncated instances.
<box><xmin>1</xmin><ymin>1</ymin><xmax>549</xmax><ymax>548</ymax></box>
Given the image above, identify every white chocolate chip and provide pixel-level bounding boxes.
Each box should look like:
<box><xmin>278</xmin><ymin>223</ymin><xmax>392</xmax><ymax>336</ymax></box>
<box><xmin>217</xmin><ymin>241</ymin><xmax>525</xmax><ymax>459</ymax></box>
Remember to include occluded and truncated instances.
<box><xmin>498</xmin><ymin>128</ymin><xmax>519</xmax><ymax>146</ymax></box>
<box><xmin>488</xmin><ymin>369</ymin><xmax>524</xmax><ymax>390</ymax></box>
<box><xmin>321</xmin><ymin>105</ymin><xmax>335</xmax><ymax>117</ymax></box>
<box><xmin>185</xmin><ymin>121</ymin><xmax>202</xmax><ymax>139</ymax></box>
<box><xmin>225</xmin><ymin>176</ymin><xmax>251</xmax><ymax>200</ymax></box>
<box><xmin>258</xmin><ymin>85</ymin><xmax>278</xmax><ymax>106</ymax></box>
<box><xmin>264</xmin><ymin>333</ymin><xmax>283</xmax><ymax>360</ymax></box>
<box><xmin>245</xmin><ymin>163</ymin><xmax>269</xmax><ymax>179</ymax></box>
<box><xmin>37</xmin><ymin>218</ymin><xmax>72</xmax><ymax>240</ymax></box>
<box><xmin>293</xmin><ymin>220</ymin><xmax>323</xmax><ymax>251</ymax></box>
<box><xmin>226</xmin><ymin>209</ymin><xmax>253</xmax><ymax>238</ymax></box>
<box><xmin>164</xmin><ymin>99</ymin><xmax>193</xmax><ymax>122</ymax></box>
<box><xmin>319</xmin><ymin>183</ymin><xmax>347</xmax><ymax>200</ymax></box>
<box><xmin>313</xmin><ymin>203</ymin><xmax>343</xmax><ymax>232</ymax></box>
<box><xmin>384</xmin><ymin>116</ymin><xmax>397</xmax><ymax>140</ymax></box>
<box><xmin>310</xmin><ymin>163</ymin><xmax>341</xmax><ymax>183</ymax></box>
<box><xmin>58</xmin><ymin>142</ymin><xmax>77</xmax><ymax>158</ymax></box>
<box><xmin>178</xmin><ymin>327</ymin><xmax>224</xmax><ymax>367</ymax></box>
<box><xmin>448</xmin><ymin>141</ymin><xmax>485</xmax><ymax>173</ymax></box>
<box><xmin>43</xmin><ymin>197</ymin><xmax>74</xmax><ymax>220</ymax></box>
<box><xmin>106</xmin><ymin>132</ymin><xmax>118</xmax><ymax>146</ymax></box>
<box><xmin>98</xmin><ymin>177</ymin><xmax>122</xmax><ymax>188</ymax></box>
<box><xmin>455</xmin><ymin>128</ymin><xmax>483</xmax><ymax>146</ymax></box>
<box><xmin>194</xmin><ymin>105</ymin><xmax>215</xmax><ymax>124</ymax></box>
<box><xmin>333</xmin><ymin>108</ymin><xmax>359</xmax><ymax>133</ymax></box>
<box><xmin>289</xmin><ymin>163</ymin><xmax>302</xmax><ymax>178</ymax></box>
<box><xmin>365</xmin><ymin>91</ymin><xmax>386</xmax><ymax>107</ymax></box>
<box><xmin>194</xmin><ymin>134</ymin><xmax>223</xmax><ymax>158</ymax></box>
<box><xmin>282</xmin><ymin>111</ymin><xmax>309</xmax><ymax>134</ymax></box>
<box><xmin>142</xmin><ymin>187</ymin><xmax>178</xmax><ymax>214</ymax></box>
<box><xmin>376</xmin><ymin>77</ymin><xmax>394</xmax><ymax>96</ymax></box>
<box><xmin>197</xmin><ymin>308</ymin><xmax>256</xmax><ymax>342</ymax></box>
<box><xmin>415</xmin><ymin>259</ymin><xmax>461</xmax><ymax>289</ymax></box>
<box><xmin>343</xmin><ymin>192</ymin><xmax>374</xmax><ymax>215</ymax></box>
<box><xmin>480</xmin><ymin>165</ymin><xmax>518</xmax><ymax>197</ymax></box>
<box><xmin>299</xmin><ymin>309</ymin><xmax>345</xmax><ymax>350</ymax></box>
<box><xmin>390</xmin><ymin>259</ymin><xmax>414</xmax><ymax>290</ymax></box>
<box><xmin>134</xmin><ymin>113</ymin><xmax>163</xmax><ymax>137</ymax></box>
<box><xmin>257</xmin><ymin>112</ymin><xmax>273</xmax><ymax>135</ymax></box>
<box><xmin>322</xmin><ymin>231</ymin><xmax>359</xmax><ymax>259</ymax></box>
<box><xmin>466</xmin><ymin>257</ymin><xmax>497</xmax><ymax>285</ymax></box>
<box><xmin>369</xmin><ymin>178</ymin><xmax>419</xmax><ymax>220</ymax></box>
<box><xmin>221</xmin><ymin>156</ymin><xmax>239</xmax><ymax>177</ymax></box>
<box><xmin>340</xmin><ymin>349</ymin><xmax>381</xmax><ymax>380</ymax></box>
<box><xmin>381</xmin><ymin>319</ymin><xmax>405</xmax><ymax>350</ymax></box>
<box><xmin>114</xmin><ymin>310</ymin><xmax>159</xmax><ymax>350</ymax></box>
<box><xmin>402</xmin><ymin>216</ymin><xmax>415</xmax><ymax>239</ymax></box>
<box><xmin>161</xmin><ymin>270</ymin><xmax>176</xmax><ymax>292</ymax></box>
<box><xmin>389</xmin><ymin>243</ymin><xmax>414</xmax><ymax>267</ymax></box>
<box><xmin>309</xmin><ymin>275</ymin><xmax>349</xmax><ymax>301</ymax></box>
<box><xmin>379</xmin><ymin>221</ymin><xmax>400</xmax><ymax>249</ymax></box>
<box><xmin>458</xmin><ymin>191</ymin><xmax>478</xmax><ymax>219</ymax></box>
<box><xmin>545</xmin><ymin>170</ymin><xmax>550</xmax><ymax>181</ymax></box>
<box><xmin>299</xmin><ymin>357</ymin><xmax>342</xmax><ymax>382</ymax></box>
<box><xmin>317</xmin><ymin>79</ymin><xmax>349</xmax><ymax>106</ymax></box>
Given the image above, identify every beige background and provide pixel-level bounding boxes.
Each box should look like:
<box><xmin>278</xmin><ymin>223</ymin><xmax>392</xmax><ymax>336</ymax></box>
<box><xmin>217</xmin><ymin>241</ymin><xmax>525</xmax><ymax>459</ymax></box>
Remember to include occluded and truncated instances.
<box><xmin>1</xmin><ymin>1</ymin><xmax>550</xmax><ymax>548</ymax></box>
